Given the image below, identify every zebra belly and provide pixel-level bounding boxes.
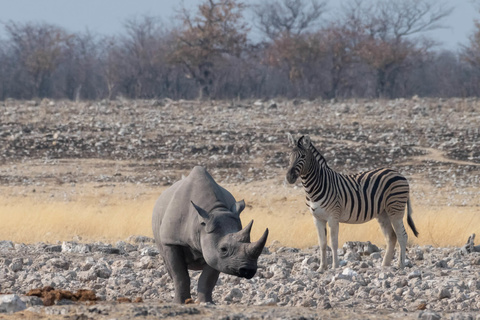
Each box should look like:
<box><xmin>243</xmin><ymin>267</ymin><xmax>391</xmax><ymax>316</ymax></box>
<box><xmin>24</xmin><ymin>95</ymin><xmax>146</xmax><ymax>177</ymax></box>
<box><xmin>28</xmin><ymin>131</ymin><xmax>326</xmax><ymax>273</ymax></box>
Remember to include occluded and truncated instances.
<box><xmin>308</xmin><ymin>201</ymin><xmax>338</xmax><ymax>222</ymax></box>
<box><xmin>308</xmin><ymin>200</ymin><xmax>378</xmax><ymax>224</ymax></box>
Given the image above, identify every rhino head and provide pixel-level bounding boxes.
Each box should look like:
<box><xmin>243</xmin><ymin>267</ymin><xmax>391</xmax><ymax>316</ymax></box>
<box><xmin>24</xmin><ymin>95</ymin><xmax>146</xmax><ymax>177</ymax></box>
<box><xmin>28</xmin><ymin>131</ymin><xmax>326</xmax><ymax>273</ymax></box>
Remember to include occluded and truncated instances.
<box><xmin>192</xmin><ymin>200</ymin><xmax>269</xmax><ymax>279</ymax></box>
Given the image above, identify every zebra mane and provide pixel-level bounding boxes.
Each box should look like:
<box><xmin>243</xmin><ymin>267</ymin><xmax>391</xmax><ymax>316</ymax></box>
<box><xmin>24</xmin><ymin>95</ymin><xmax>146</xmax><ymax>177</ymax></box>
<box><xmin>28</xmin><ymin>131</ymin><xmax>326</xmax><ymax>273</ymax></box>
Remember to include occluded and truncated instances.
<box><xmin>303</xmin><ymin>137</ymin><xmax>328</xmax><ymax>167</ymax></box>
<box><xmin>297</xmin><ymin>135</ymin><xmax>305</xmax><ymax>148</ymax></box>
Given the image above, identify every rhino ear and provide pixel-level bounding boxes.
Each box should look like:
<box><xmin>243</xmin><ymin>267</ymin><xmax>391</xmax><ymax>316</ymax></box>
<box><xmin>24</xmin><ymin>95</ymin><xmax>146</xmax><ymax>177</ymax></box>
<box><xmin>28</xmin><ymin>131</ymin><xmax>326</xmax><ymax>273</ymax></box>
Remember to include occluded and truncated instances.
<box><xmin>231</xmin><ymin>200</ymin><xmax>245</xmax><ymax>216</ymax></box>
<box><xmin>287</xmin><ymin>133</ymin><xmax>296</xmax><ymax>146</ymax></box>
<box><xmin>191</xmin><ymin>201</ymin><xmax>210</xmax><ymax>224</ymax></box>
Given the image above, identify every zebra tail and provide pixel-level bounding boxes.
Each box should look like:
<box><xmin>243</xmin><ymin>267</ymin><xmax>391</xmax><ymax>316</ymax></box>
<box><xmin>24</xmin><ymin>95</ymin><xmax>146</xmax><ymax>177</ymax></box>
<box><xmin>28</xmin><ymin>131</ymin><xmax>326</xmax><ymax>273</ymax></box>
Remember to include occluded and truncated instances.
<box><xmin>407</xmin><ymin>198</ymin><xmax>419</xmax><ymax>237</ymax></box>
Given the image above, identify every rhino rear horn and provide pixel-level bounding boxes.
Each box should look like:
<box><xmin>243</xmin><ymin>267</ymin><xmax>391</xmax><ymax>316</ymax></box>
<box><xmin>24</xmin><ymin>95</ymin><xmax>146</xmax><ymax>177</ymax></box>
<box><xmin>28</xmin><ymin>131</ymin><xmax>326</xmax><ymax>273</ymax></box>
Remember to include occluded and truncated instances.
<box><xmin>235</xmin><ymin>220</ymin><xmax>253</xmax><ymax>243</ymax></box>
<box><xmin>247</xmin><ymin>228</ymin><xmax>269</xmax><ymax>259</ymax></box>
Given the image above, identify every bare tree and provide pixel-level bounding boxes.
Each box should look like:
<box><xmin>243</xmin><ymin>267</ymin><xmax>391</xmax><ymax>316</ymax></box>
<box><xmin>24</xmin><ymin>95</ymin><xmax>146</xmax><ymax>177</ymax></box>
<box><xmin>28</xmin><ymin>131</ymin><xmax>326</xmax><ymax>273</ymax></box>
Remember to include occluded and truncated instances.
<box><xmin>342</xmin><ymin>0</ymin><xmax>452</xmax><ymax>97</ymax></box>
<box><xmin>57</xmin><ymin>31</ymin><xmax>105</xmax><ymax>100</ymax></box>
<box><xmin>119</xmin><ymin>16</ymin><xmax>172</xmax><ymax>98</ymax></box>
<box><xmin>170</xmin><ymin>0</ymin><xmax>249</xmax><ymax>99</ymax></box>
<box><xmin>253</xmin><ymin>0</ymin><xmax>328</xmax><ymax>40</ymax></box>
<box><xmin>253</xmin><ymin>0</ymin><xmax>327</xmax><ymax>96</ymax></box>
<box><xmin>4</xmin><ymin>22</ymin><xmax>72</xmax><ymax>98</ymax></box>
<box><xmin>462</xmin><ymin>18</ymin><xmax>480</xmax><ymax>67</ymax></box>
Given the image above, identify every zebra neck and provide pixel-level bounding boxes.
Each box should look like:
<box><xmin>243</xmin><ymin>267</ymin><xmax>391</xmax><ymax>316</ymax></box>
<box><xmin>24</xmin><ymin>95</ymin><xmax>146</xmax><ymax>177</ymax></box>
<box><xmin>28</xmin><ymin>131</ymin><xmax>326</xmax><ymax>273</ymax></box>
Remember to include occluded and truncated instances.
<box><xmin>300</xmin><ymin>145</ymin><xmax>331</xmax><ymax>200</ymax></box>
<box><xmin>307</xmin><ymin>144</ymin><xmax>327</xmax><ymax>169</ymax></box>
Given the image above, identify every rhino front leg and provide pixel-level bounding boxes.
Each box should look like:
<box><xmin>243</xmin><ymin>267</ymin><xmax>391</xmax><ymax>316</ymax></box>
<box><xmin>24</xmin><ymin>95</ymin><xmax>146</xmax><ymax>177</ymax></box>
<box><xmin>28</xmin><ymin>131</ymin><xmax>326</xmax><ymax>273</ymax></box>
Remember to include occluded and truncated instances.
<box><xmin>197</xmin><ymin>264</ymin><xmax>220</xmax><ymax>303</ymax></box>
<box><xmin>163</xmin><ymin>245</ymin><xmax>191</xmax><ymax>303</ymax></box>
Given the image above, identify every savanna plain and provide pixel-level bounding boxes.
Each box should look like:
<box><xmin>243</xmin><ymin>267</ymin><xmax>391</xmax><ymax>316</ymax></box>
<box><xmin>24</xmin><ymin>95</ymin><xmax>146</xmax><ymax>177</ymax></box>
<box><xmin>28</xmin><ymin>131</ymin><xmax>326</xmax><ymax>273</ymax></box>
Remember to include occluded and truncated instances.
<box><xmin>0</xmin><ymin>98</ymin><xmax>479</xmax><ymax>319</ymax></box>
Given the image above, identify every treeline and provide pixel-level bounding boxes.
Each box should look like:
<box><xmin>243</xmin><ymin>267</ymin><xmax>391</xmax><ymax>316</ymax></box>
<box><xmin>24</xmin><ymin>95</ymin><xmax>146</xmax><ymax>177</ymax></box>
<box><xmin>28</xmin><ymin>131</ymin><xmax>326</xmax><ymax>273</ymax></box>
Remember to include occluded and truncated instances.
<box><xmin>1</xmin><ymin>0</ymin><xmax>480</xmax><ymax>101</ymax></box>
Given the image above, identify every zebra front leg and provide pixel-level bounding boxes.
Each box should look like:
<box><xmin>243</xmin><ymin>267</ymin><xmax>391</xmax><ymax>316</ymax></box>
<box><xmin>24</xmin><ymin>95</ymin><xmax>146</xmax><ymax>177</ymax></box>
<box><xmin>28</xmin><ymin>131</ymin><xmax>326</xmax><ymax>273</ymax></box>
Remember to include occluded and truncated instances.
<box><xmin>328</xmin><ymin>220</ymin><xmax>340</xmax><ymax>269</ymax></box>
<box><xmin>313</xmin><ymin>217</ymin><xmax>328</xmax><ymax>271</ymax></box>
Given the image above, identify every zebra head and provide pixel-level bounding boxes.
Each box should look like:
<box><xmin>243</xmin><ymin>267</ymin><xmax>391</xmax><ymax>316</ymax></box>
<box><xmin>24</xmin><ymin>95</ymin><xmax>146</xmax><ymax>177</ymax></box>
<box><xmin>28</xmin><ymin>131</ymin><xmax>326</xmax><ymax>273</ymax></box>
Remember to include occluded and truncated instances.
<box><xmin>286</xmin><ymin>133</ymin><xmax>311</xmax><ymax>184</ymax></box>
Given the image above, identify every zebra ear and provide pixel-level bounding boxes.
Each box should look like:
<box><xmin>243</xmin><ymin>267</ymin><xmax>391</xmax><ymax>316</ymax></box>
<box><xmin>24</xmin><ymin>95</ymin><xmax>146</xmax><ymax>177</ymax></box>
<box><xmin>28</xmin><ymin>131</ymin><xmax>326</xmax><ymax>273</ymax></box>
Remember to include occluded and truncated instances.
<box><xmin>287</xmin><ymin>133</ymin><xmax>296</xmax><ymax>146</ymax></box>
<box><xmin>301</xmin><ymin>135</ymin><xmax>311</xmax><ymax>147</ymax></box>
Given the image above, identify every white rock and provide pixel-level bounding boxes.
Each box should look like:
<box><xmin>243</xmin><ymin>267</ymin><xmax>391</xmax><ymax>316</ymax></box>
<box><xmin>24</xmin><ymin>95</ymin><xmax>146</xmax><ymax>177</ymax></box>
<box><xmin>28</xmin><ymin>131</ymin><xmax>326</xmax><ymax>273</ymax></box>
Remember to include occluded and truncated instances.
<box><xmin>342</xmin><ymin>268</ymin><xmax>358</xmax><ymax>277</ymax></box>
<box><xmin>61</xmin><ymin>242</ymin><xmax>91</xmax><ymax>253</ymax></box>
<box><xmin>224</xmin><ymin>288</ymin><xmax>243</xmax><ymax>301</ymax></box>
<box><xmin>408</xmin><ymin>270</ymin><xmax>422</xmax><ymax>279</ymax></box>
<box><xmin>140</xmin><ymin>247</ymin><xmax>159</xmax><ymax>256</ymax></box>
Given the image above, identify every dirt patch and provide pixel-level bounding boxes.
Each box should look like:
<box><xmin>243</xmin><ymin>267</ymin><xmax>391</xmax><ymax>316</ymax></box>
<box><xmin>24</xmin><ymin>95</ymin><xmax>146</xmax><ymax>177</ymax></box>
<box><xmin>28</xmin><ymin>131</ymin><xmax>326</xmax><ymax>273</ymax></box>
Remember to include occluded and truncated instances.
<box><xmin>26</xmin><ymin>287</ymin><xmax>97</xmax><ymax>306</ymax></box>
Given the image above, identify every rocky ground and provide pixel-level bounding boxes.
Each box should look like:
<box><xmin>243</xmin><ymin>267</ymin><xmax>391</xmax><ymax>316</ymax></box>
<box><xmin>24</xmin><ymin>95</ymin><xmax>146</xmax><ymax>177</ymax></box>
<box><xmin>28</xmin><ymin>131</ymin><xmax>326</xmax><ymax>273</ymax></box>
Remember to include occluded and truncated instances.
<box><xmin>1</xmin><ymin>97</ymin><xmax>480</xmax><ymax>318</ymax></box>
<box><xmin>1</xmin><ymin>97</ymin><xmax>479</xmax><ymax>189</ymax></box>
<box><xmin>1</xmin><ymin>236</ymin><xmax>479</xmax><ymax>319</ymax></box>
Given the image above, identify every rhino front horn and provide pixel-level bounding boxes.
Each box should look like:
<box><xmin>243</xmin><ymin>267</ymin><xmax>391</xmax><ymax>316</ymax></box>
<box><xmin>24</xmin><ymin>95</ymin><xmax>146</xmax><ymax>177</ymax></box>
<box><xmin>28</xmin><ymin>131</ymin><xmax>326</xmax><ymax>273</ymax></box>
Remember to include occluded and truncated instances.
<box><xmin>235</xmin><ymin>220</ymin><xmax>253</xmax><ymax>243</ymax></box>
<box><xmin>247</xmin><ymin>228</ymin><xmax>269</xmax><ymax>259</ymax></box>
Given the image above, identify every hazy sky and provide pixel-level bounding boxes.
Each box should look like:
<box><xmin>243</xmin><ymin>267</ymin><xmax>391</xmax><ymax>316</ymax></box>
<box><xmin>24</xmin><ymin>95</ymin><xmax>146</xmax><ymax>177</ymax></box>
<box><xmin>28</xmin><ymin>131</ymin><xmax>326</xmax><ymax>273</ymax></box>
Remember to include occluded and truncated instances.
<box><xmin>0</xmin><ymin>0</ymin><xmax>477</xmax><ymax>50</ymax></box>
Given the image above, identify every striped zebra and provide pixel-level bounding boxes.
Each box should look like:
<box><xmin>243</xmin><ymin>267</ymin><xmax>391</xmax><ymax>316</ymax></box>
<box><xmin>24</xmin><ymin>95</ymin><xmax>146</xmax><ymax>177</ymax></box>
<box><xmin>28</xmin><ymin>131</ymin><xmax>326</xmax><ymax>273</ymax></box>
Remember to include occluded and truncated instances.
<box><xmin>286</xmin><ymin>133</ymin><xmax>418</xmax><ymax>270</ymax></box>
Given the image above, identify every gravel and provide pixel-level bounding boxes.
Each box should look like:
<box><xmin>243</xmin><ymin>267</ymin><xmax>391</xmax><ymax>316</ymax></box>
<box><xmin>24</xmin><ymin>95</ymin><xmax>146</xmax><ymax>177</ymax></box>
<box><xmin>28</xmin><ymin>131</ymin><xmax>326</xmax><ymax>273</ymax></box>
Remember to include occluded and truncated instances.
<box><xmin>0</xmin><ymin>238</ymin><xmax>479</xmax><ymax>319</ymax></box>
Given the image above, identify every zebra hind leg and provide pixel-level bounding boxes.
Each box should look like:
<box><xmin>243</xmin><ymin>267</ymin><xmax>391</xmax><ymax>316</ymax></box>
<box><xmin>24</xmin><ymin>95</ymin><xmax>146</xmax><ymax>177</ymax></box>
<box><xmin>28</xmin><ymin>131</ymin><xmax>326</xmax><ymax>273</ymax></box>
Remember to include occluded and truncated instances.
<box><xmin>377</xmin><ymin>211</ymin><xmax>397</xmax><ymax>267</ymax></box>
<box><xmin>390</xmin><ymin>216</ymin><xmax>408</xmax><ymax>268</ymax></box>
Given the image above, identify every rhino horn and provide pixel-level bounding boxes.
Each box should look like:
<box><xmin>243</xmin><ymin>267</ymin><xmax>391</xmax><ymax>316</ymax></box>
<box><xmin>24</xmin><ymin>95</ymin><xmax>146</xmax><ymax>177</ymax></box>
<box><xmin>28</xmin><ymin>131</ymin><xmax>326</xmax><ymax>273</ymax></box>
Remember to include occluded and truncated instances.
<box><xmin>235</xmin><ymin>220</ymin><xmax>253</xmax><ymax>243</ymax></box>
<box><xmin>247</xmin><ymin>228</ymin><xmax>269</xmax><ymax>259</ymax></box>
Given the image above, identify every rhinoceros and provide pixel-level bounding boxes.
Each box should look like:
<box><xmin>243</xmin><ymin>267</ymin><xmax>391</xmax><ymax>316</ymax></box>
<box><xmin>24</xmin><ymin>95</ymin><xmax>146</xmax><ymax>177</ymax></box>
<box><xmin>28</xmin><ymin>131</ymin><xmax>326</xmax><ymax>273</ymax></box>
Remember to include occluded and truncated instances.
<box><xmin>152</xmin><ymin>166</ymin><xmax>269</xmax><ymax>304</ymax></box>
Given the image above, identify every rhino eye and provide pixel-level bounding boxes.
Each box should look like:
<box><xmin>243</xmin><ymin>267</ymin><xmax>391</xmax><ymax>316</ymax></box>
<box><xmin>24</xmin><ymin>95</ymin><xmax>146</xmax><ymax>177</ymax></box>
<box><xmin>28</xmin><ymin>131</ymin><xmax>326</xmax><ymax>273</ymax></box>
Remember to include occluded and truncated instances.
<box><xmin>220</xmin><ymin>246</ymin><xmax>229</xmax><ymax>255</ymax></box>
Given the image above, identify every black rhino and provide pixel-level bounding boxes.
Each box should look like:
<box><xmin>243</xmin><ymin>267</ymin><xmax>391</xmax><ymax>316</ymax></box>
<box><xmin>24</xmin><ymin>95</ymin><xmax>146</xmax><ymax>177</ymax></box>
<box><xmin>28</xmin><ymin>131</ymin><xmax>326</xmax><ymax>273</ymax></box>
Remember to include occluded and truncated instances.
<box><xmin>152</xmin><ymin>166</ymin><xmax>268</xmax><ymax>303</ymax></box>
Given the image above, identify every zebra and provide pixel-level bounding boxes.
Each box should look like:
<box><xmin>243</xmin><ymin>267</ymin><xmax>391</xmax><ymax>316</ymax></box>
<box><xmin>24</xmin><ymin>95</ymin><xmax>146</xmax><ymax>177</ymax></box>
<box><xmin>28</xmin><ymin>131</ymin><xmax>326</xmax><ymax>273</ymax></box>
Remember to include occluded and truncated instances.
<box><xmin>285</xmin><ymin>133</ymin><xmax>418</xmax><ymax>270</ymax></box>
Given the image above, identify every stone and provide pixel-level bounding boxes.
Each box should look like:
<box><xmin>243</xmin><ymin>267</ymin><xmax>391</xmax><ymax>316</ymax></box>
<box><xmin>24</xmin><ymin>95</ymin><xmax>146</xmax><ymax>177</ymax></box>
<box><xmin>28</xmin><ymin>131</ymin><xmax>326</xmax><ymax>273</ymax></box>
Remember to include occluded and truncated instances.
<box><xmin>224</xmin><ymin>288</ymin><xmax>243</xmax><ymax>301</ymax></box>
<box><xmin>135</xmin><ymin>256</ymin><xmax>156</xmax><ymax>270</ymax></box>
<box><xmin>438</xmin><ymin>287</ymin><xmax>451</xmax><ymax>299</ymax></box>
<box><xmin>9</xmin><ymin>258</ymin><xmax>23</xmax><ymax>272</ymax></box>
<box><xmin>48</xmin><ymin>258</ymin><xmax>70</xmax><ymax>270</ymax></box>
<box><xmin>94</xmin><ymin>264</ymin><xmax>112</xmax><ymax>279</ymax></box>
<box><xmin>408</xmin><ymin>270</ymin><xmax>422</xmax><ymax>279</ymax></box>
<box><xmin>0</xmin><ymin>295</ymin><xmax>27</xmax><ymax>313</ymax></box>
<box><xmin>419</xmin><ymin>311</ymin><xmax>441</xmax><ymax>320</ymax></box>
<box><xmin>140</xmin><ymin>247</ymin><xmax>159</xmax><ymax>257</ymax></box>
<box><xmin>0</xmin><ymin>241</ymin><xmax>14</xmax><ymax>251</ymax></box>
<box><xmin>127</xmin><ymin>236</ymin><xmax>155</xmax><ymax>244</ymax></box>
<box><xmin>78</xmin><ymin>270</ymin><xmax>97</xmax><ymax>282</ymax></box>
<box><xmin>61</xmin><ymin>242</ymin><xmax>91</xmax><ymax>254</ymax></box>
<box><xmin>45</xmin><ymin>245</ymin><xmax>62</xmax><ymax>253</ymax></box>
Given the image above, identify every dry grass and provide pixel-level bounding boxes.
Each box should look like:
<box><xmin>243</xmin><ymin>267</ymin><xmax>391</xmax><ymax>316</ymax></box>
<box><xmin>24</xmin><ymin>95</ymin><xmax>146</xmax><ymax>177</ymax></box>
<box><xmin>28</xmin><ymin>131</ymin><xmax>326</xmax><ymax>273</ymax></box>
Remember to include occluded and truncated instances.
<box><xmin>0</xmin><ymin>195</ymin><xmax>155</xmax><ymax>244</ymax></box>
<box><xmin>1</xmin><ymin>180</ymin><xmax>478</xmax><ymax>249</ymax></box>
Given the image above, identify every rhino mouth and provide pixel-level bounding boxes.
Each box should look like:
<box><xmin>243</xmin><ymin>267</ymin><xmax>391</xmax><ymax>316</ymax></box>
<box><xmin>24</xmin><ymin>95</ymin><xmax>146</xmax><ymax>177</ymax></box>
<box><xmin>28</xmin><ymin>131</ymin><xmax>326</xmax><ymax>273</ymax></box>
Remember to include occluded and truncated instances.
<box><xmin>238</xmin><ymin>267</ymin><xmax>256</xmax><ymax>279</ymax></box>
<box><xmin>224</xmin><ymin>265</ymin><xmax>257</xmax><ymax>279</ymax></box>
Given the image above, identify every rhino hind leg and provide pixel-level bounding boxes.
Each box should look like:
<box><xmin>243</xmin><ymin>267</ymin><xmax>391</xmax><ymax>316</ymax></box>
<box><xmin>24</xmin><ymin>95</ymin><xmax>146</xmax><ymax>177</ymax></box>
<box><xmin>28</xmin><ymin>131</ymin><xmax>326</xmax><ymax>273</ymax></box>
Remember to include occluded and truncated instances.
<box><xmin>163</xmin><ymin>245</ymin><xmax>192</xmax><ymax>303</ymax></box>
<box><xmin>197</xmin><ymin>264</ymin><xmax>220</xmax><ymax>303</ymax></box>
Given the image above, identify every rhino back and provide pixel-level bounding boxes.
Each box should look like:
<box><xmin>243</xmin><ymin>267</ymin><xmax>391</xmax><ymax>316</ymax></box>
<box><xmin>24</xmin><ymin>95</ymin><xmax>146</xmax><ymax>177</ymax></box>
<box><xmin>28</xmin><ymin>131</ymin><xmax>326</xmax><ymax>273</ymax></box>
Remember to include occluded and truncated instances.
<box><xmin>152</xmin><ymin>166</ymin><xmax>237</xmax><ymax>248</ymax></box>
